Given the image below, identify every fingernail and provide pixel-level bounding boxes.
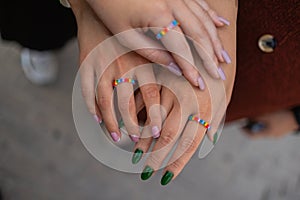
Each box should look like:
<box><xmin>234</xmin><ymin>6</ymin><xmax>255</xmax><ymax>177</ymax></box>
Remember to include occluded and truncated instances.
<box><xmin>221</xmin><ymin>50</ymin><xmax>232</xmax><ymax>64</ymax></box>
<box><xmin>213</xmin><ymin>132</ymin><xmax>218</xmax><ymax>145</ymax></box>
<box><xmin>132</xmin><ymin>149</ymin><xmax>143</xmax><ymax>164</ymax></box>
<box><xmin>161</xmin><ymin>171</ymin><xmax>174</xmax><ymax>186</ymax></box>
<box><xmin>218</xmin><ymin>67</ymin><xmax>226</xmax><ymax>80</ymax></box>
<box><xmin>118</xmin><ymin>119</ymin><xmax>124</xmax><ymax>128</ymax></box>
<box><xmin>110</xmin><ymin>132</ymin><xmax>120</xmax><ymax>142</ymax></box>
<box><xmin>167</xmin><ymin>62</ymin><xmax>182</xmax><ymax>76</ymax></box>
<box><xmin>152</xmin><ymin>126</ymin><xmax>160</xmax><ymax>138</ymax></box>
<box><xmin>129</xmin><ymin>135</ymin><xmax>140</xmax><ymax>143</ymax></box>
<box><xmin>197</xmin><ymin>77</ymin><xmax>205</xmax><ymax>90</ymax></box>
<box><xmin>141</xmin><ymin>166</ymin><xmax>154</xmax><ymax>180</ymax></box>
<box><xmin>218</xmin><ymin>16</ymin><xmax>230</xmax><ymax>26</ymax></box>
<box><xmin>93</xmin><ymin>115</ymin><xmax>102</xmax><ymax>124</ymax></box>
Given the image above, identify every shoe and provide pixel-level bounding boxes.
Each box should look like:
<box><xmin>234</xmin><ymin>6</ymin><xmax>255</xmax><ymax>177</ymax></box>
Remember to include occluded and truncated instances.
<box><xmin>20</xmin><ymin>48</ymin><xmax>58</xmax><ymax>85</ymax></box>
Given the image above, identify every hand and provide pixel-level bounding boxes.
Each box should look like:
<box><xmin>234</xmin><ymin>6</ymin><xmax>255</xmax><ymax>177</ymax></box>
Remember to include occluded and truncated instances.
<box><xmin>70</xmin><ymin>0</ymin><xmax>162</xmax><ymax>142</ymax></box>
<box><xmin>85</xmin><ymin>0</ymin><xmax>232</xmax><ymax>88</ymax></box>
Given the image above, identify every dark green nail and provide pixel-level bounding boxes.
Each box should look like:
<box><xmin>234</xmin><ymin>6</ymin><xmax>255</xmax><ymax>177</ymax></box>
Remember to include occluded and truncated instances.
<box><xmin>141</xmin><ymin>166</ymin><xmax>154</xmax><ymax>181</ymax></box>
<box><xmin>132</xmin><ymin>149</ymin><xmax>143</xmax><ymax>164</ymax></box>
<box><xmin>161</xmin><ymin>171</ymin><xmax>174</xmax><ymax>186</ymax></box>
<box><xmin>213</xmin><ymin>132</ymin><xmax>218</xmax><ymax>145</ymax></box>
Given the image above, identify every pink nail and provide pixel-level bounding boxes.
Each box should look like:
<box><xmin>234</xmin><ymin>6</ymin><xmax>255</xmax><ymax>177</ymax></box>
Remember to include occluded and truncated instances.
<box><xmin>218</xmin><ymin>16</ymin><xmax>230</xmax><ymax>26</ymax></box>
<box><xmin>93</xmin><ymin>115</ymin><xmax>102</xmax><ymax>124</ymax></box>
<box><xmin>110</xmin><ymin>132</ymin><xmax>120</xmax><ymax>142</ymax></box>
<box><xmin>129</xmin><ymin>135</ymin><xmax>140</xmax><ymax>143</ymax></box>
<box><xmin>221</xmin><ymin>50</ymin><xmax>232</xmax><ymax>64</ymax></box>
<box><xmin>167</xmin><ymin>62</ymin><xmax>182</xmax><ymax>76</ymax></box>
<box><xmin>152</xmin><ymin>126</ymin><xmax>160</xmax><ymax>139</ymax></box>
<box><xmin>197</xmin><ymin>77</ymin><xmax>205</xmax><ymax>90</ymax></box>
<box><xmin>218</xmin><ymin>67</ymin><xmax>226</xmax><ymax>81</ymax></box>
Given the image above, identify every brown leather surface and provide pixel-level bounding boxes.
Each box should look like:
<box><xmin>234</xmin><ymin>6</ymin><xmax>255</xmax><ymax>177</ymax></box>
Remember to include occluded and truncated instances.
<box><xmin>226</xmin><ymin>0</ymin><xmax>300</xmax><ymax>121</ymax></box>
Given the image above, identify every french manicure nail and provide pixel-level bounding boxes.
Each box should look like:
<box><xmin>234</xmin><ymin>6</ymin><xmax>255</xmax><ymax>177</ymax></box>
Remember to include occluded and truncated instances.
<box><xmin>218</xmin><ymin>67</ymin><xmax>226</xmax><ymax>80</ymax></box>
<box><xmin>218</xmin><ymin>16</ymin><xmax>230</xmax><ymax>26</ymax></box>
<box><xmin>141</xmin><ymin>166</ymin><xmax>154</xmax><ymax>181</ymax></box>
<box><xmin>152</xmin><ymin>126</ymin><xmax>160</xmax><ymax>138</ymax></box>
<box><xmin>221</xmin><ymin>50</ymin><xmax>232</xmax><ymax>64</ymax></box>
<box><xmin>213</xmin><ymin>132</ymin><xmax>218</xmax><ymax>145</ymax></box>
<box><xmin>167</xmin><ymin>62</ymin><xmax>182</xmax><ymax>76</ymax></box>
<box><xmin>161</xmin><ymin>171</ymin><xmax>174</xmax><ymax>186</ymax></box>
<box><xmin>110</xmin><ymin>132</ymin><xmax>120</xmax><ymax>142</ymax></box>
<box><xmin>197</xmin><ymin>77</ymin><xmax>205</xmax><ymax>90</ymax></box>
<box><xmin>93</xmin><ymin>115</ymin><xmax>102</xmax><ymax>124</ymax></box>
<box><xmin>132</xmin><ymin>149</ymin><xmax>143</xmax><ymax>164</ymax></box>
<box><xmin>129</xmin><ymin>135</ymin><xmax>140</xmax><ymax>143</ymax></box>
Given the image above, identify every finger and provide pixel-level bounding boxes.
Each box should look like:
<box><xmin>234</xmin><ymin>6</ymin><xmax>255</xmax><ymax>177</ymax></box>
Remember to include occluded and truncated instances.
<box><xmin>135</xmin><ymin>64</ymin><xmax>162</xmax><ymax>139</ymax></box>
<box><xmin>97</xmin><ymin>80</ymin><xmax>121</xmax><ymax>142</ymax></box>
<box><xmin>185</xmin><ymin>0</ymin><xmax>224</xmax><ymax>62</ymax></box>
<box><xmin>116</xmin><ymin>78</ymin><xmax>140</xmax><ymax>142</ymax></box>
<box><xmin>172</xmin><ymin>1</ymin><xmax>221</xmax><ymax>80</ymax></box>
<box><xmin>161</xmin><ymin>117</ymin><xmax>207</xmax><ymax>185</ymax></box>
<box><xmin>195</xmin><ymin>0</ymin><xmax>230</xmax><ymax>27</ymax></box>
<box><xmin>134</xmin><ymin>90</ymin><xmax>145</xmax><ymax>114</ymax></box>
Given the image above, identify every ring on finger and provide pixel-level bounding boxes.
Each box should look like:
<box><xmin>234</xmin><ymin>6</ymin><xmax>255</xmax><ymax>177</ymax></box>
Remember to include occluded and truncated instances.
<box><xmin>188</xmin><ymin>115</ymin><xmax>211</xmax><ymax>130</ymax></box>
<box><xmin>156</xmin><ymin>20</ymin><xmax>180</xmax><ymax>40</ymax></box>
<box><xmin>113</xmin><ymin>78</ymin><xmax>137</xmax><ymax>87</ymax></box>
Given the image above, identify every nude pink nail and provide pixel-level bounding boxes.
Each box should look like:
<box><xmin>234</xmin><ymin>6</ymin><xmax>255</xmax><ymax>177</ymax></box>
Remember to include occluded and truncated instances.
<box><xmin>93</xmin><ymin>115</ymin><xmax>102</xmax><ymax>124</ymax></box>
<box><xmin>221</xmin><ymin>50</ymin><xmax>232</xmax><ymax>64</ymax></box>
<box><xmin>218</xmin><ymin>67</ymin><xmax>226</xmax><ymax>81</ymax></box>
<box><xmin>218</xmin><ymin>16</ymin><xmax>230</xmax><ymax>26</ymax></box>
<box><xmin>110</xmin><ymin>132</ymin><xmax>120</xmax><ymax>142</ymax></box>
<box><xmin>129</xmin><ymin>135</ymin><xmax>140</xmax><ymax>143</ymax></box>
<box><xmin>167</xmin><ymin>62</ymin><xmax>182</xmax><ymax>76</ymax></box>
<box><xmin>152</xmin><ymin>126</ymin><xmax>160</xmax><ymax>139</ymax></box>
<box><xmin>197</xmin><ymin>77</ymin><xmax>205</xmax><ymax>90</ymax></box>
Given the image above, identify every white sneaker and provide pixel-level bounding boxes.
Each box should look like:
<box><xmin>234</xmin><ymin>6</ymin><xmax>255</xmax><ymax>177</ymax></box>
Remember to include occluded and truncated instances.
<box><xmin>20</xmin><ymin>48</ymin><xmax>58</xmax><ymax>85</ymax></box>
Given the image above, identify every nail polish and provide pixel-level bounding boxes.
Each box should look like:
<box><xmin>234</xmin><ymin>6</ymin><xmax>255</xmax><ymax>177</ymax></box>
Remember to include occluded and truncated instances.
<box><xmin>217</xmin><ymin>67</ymin><xmax>226</xmax><ymax>80</ymax></box>
<box><xmin>218</xmin><ymin>16</ymin><xmax>230</xmax><ymax>26</ymax></box>
<box><xmin>129</xmin><ymin>135</ymin><xmax>140</xmax><ymax>142</ymax></box>
<box><xmin>93</xmin><ymin>115</ymin><xmax>102</xmax><ymax>124</ymax></box>
<box><xmin>221</xmin><ymin>50</ymin><xmax>232</xmax><ymax>64</ymax></box>
<box><xmin>161</xmin><ymin>171</ymin><xmax>174</xmax><ymax>186</ymax></box>
<box><xmin>213</xmin><ymin>132</ymin><xmax>218</xmax><ymax>145</ymax></box>
<box><xmin>141</xmin><ymin>166</ymin><xmax>154</xmax><ymax>180</ymax></box>
<box><xmin>110</xmin><ymin>132</ymin><xmax>120</xmax><ymax>142</ymax></box>
<box><xmin>197</xmin><ymin>77</ymin><xmax>205</xmax><ymax>90</ymax></box>
<box><xmin>132</xmin><ymin>149</ymin><xmax>143</xmax><ymax>164</ymax></box>
<box><xmin>118</xmin><ymin>119</ymin><xmax>124</xmax><ymax>128</ymax></box>
<box><xmin>152</xmin><ymin>126</ymin><xmax>160</xmax><ymax>138</ymax></box>
<box><xmin>167</xmin><ymin>62</ymin><xmax>182</xmax><ymax>76</ymax></box>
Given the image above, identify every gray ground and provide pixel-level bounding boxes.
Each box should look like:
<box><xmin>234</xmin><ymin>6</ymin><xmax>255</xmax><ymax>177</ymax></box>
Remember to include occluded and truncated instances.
<box><xmin>0</xmin><ymin>38</ymin><xmax>299</xmax><ymax>200</ymax></box>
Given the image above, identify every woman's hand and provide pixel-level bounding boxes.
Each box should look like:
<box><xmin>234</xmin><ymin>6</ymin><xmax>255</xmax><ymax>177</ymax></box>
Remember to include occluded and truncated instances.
<box><xmin>85</xmin><ymin>0</ymin><xmax>232</xmax><ymax>88</ymax></box>
<box><xmin>70</xmin><ymin>0</ymin><xmax>162</xmax><ymax>142</ymax></box>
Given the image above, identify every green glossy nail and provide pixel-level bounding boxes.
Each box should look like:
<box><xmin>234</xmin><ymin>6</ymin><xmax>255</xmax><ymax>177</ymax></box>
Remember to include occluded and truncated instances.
<box><xmin>161</xmin><ymin>171</ymin><xmax>174</xmax><ymax>186</ymax></box>
<box><xmin>213</xmin><ymin>132</ymin><xmax>218</xmax><ymax>145</ymax></box>
<box><xmin>132</xmin><ymin>149</ymin><xmax>143</xmax><ymax>164</ymax></box>
<box><xmin>141</xmin><ymin>166</ymin><xmax>154</xmax><ymax>181</ymax></box>
<box><xmin>118</xmin><ymin>119</ymin><xmax>124</xmax><ymax>128</ymax></box>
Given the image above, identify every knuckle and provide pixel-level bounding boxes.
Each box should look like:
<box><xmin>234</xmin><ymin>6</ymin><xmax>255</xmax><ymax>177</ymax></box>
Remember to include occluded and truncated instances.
<box><xmin>178</xmin><ymin>137</ymin><xmax>198</xmax><ymax>154</ymax></box>
<box><xmin>142</xmin><ymin>85</ymin><xmax>159</xmax><ymax>99</ymax></box>
<box><xmin>148</xmin><ymin>154</ymin><xmax>162</xmax><ymax>168</ymax></box>
<box><xmin>159</xmin><ymin>131</ymin><xmax>175</xmax><ymax>146</ymax></box>
<box><xmin>98</xmin><ymin>96</ymin><xmax>111</xmax><ymax>108</ymax></box>
<box><xmin>118</xmin><ymin>98</ymin><xmax>134</xmax><ymax>113</ymax></box>
<box><xmin>169</xmin><ymin>159</ymin><xmax>184</xmax><ymax>171</ymax></box>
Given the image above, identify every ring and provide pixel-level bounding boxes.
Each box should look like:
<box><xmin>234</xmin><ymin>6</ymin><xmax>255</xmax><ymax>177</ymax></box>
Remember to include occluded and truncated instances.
<box><xmin>188</xmin><ymin>115</ymin><xmax>211</xmax><ymax>130</ymax></box>
<box><xmin>156</xmin><ymin>20</ymin><xmax>180</xmax><ymax>40</ymax></box>
<box><xmin>113</xmin><ymin>78</ymin><xmax>137</xmax><ymax>87</ymax></box>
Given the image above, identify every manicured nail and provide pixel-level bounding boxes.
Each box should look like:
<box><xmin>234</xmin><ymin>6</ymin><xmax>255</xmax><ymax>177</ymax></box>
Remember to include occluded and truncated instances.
<box><xmin>118</xmin><ymin>119</ymin><xmax>124</xmax><ymax>128</ymax></box>
<box><xmin>218</xmin><ymin>67</ymin><xmax>226</xmax><ymax>80</ymax></box>
<box><xmin>213</xmin><ymin>132</ymin><xmax>218</xmax><ymax>145</ymax></box>
<box><xmin>110</xmin><ymin>132</ymin><xmax>120</xmax><ymax>142</ymax></box>
<box><xmin>152</xmin><ymin>126</ymin><xmax>160</xmax><ymax>138</ymax></box>
<box><xmin>221</xmin><ymin>50</ymin><xmax>232</xmax><ymax>64</ymax></box>
<box><xmin>141</xmin><ymin>166</ymin><xmax>154</xmax><ymax>180</ymax></box>
<box><xmin>197</xmin><ymin>77</ymin><xmax>205</xmax><ymax>90</ymax></box>
<box><xmin>167</xmin><ymin>62</ymin><xmax>182</xmax><ymax>76</ymax></box>
<box><xmin>129</xmin><ymin>135</ymin><xmax>140</xmax><ymax>142</ymax></box>
<box><xmin>161</xmin><ymin>171</ymin><xmax>174</xmax><ymax>186</ymax></box>
<box><xmin>132</xmin><ymin>149</ymin><xmax>143</xmax><ymax>164</ymax></box>
<box><xmin>218</xmin><ymin>16</ymin><xmax>230</xmax><ymax>26</ymax></box>
<box><xmin>93</xmin><ymin>115</ymin><xmax>102</xmax><ymax>124</ymax></box>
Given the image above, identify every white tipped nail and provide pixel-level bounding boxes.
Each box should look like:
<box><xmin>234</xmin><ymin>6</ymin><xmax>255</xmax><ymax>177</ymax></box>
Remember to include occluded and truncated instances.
<box><xmin>221</xmin><ymin>50</ymin><xmax>232</xmax><ymax>64</ymax></box>
<box><xmin>93</xmin><ymin>115</ymin><xmax>102</xmax><ymax>124</ymax></box>
<box><xmin>129</xmin><ymin>135</ymin><xmax>140</xmax><ymax>143</ymax></box>
<box><xmin>218</xmin><ymin>67</ymin><xmax>226</xmax><ymax>81</ymax></box>
<box><xmin>110</xmin><ymin>132</ymin><xmax>120</xmax><ymax>142</ymax></box>
<box><xmin>152</xmin><ymin>126</ymin><xmax>160</xmax><ymax>139</ymax></box>
<box><xmin>167</xmin><ymin>62</ymin><xmax>182</xmax><ymax>76</ymax></box>
<box><xmin>218</xmin><ymin>16</ymin><xmax>230</xmax><ymax>26</ymax></box>
<box><xmin>197</xmin><ymin>77</ymin><xmax>205</xmax><ymax>90</ymax></box>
